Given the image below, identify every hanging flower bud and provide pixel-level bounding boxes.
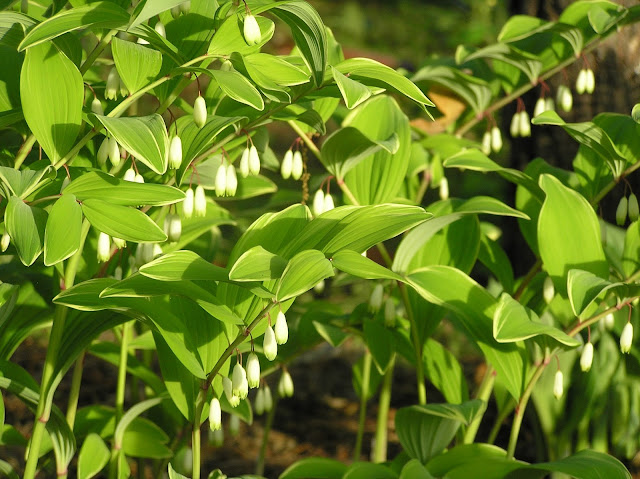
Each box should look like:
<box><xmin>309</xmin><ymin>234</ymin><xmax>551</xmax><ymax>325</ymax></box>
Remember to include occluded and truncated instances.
<box><xmin>439</xmin><ymin>177</ymin><xmax>449</xmax><ymax>200</ymax></box>
<box><xmin>616</xmin><ymin>196</ymin><xmax>628</xmax><ymax>226</ymax></box>
<box><xmin>629</xmin><ymin>194</ymin><xmax>639</xmax><ymax>222</ymax></box>
<box><xmin>229</xmin><ymin>414</ymin><xmax>240</xmax><ymax>436</ymax></box>
<box><xmin>620</xmin><ymin>322</ymin><xmax>633</xmax><ymax>353</ymax></box>
<box><xmin>134</xmin><ymin>173</ymin><xmax>144</xmax><ymax>184</ymax></box>
<box><xmin>97</xmin><ymin>137</ymin><xmax>110</xmax><ymax>166</ymax></box>
<box><xmin>248</xmin><ymin>145</ymin><xmax>260</xmax><ymax>176</ymax></box>
<box><xmin>171</xmin><ymin>5</ymin><xmax>181</xmax><ymax>18</ymax></box>
<box><xmin>154</xmin><ymin>21</ymin><xmax>166</xmax><ymax>37</ymax></box>
<box><xmin>580</xmin><ymin>342</ymin><xmax>594</xmax><ymax>372</ymax></box>
<box><xmin>314</xmin><ymin>279</ymin><xmax>325</xmax><ymax>294</ymax></box>
<box><xmin>510</xmin><ymin>113</ymin><xmax>520</xmax><ymax>138</ymax></box>
<box><xmin>108</xmin><ymin>137</ymin><xmax>120</xmax><ymax>167</ymax></box>
<box><xmin>113</xmin><ymin>265</ymin><xmax>123</xmax><ymax>280</ymax></box>
<box><xmin>585</xmin><ymin>68</ymin><xmax>595</xmax><ymax>94</ymax></box>
<box><xmin>105</xmin><ymin>67</ymin><xmax>120</xmax><ymax>100</ymax></box>
<box><xmin>543</xmin><ymin>276</ymin><xmax>554</xmax><ymax>304</ymax></box>
<box><xmin>135</xmin><ymin>243</ymin><xmax>153</xmax><ymax>266</ymax></box>
<box><xmin>1</xmin><ymin>232</ymin><xmax>10</xmax><ymax>252</ymax></box>
<box><xmin>545</xmin><ymin>98</ymin><xmax>555</xmax><ymax>112</ymax></box>
<box><xmin>152</xmin><ymin>244</ymin><xmax>163</xmax><ymax>258</ymax></box>
<box><xmin>169</xmin><ymin>135</ymin><xmax>183</xmax><ymax>169</ymax></box>
<box><xmin>553</xmin><ymin>369</ymin><xmax>564</xmax><ymax>399</ymax></box>
<box><xmin>112</xmin><ymin>237</ymin><xmax>126</xmax><ymax>249</ymax></box>
<box><xmin>278</xmin><ymin>370</ymin><xmax>294</xmax><ymax>398</ymax></box>
<box><xmin>226</xmin><ymin>164</ymin><xmax>238</xmax><ymax>196</ymax></box>
<box><xmin>97</xmin><ymin>232</ymin><xmax>111</xmax><ymax>262</ymax></box>
<box><xmin>246</xmin><ymin>352</ymin><xmax>260</xmax><ymax>389</ymax></box>
<box><xmin>91</xmin><ymin>97</ymin><xmax>103</xmax><ymax>116</ymax></box>
<box><xmin>119</xmin><ymin>75</ymin><xmax>128</xmax><ymax>98</ymax></box>
<box><xmin>209</xmin><ymin>397</ymin><xmax>222</xmax><ymax>431</ymax></box>
<box><xmin>519</xmin><ymin>111</ymin><xmax>531</xmax><ymax>137</ymax></box>
<box><xmin>533</xmin><ymin>97</ymin><xmax>546</xmax><ymax>118</ymax></box>
<box><xmin>232</xmin><ymin>362</ymin><xmax>248</xmax><ymax>399</ymax></box>
<box><xmin>220</xmin><ymin>60</ymin><xmax>233</xmax><ymax>72</ymax></box>
<box><xmin>576</xmin><ymin>69</ymin><xmax>587</xmax><ymax>95</ymax></box>
<box><xmin>183</xmin><ymin>188</ymin><xmax>194</xmax><ymax>219</ymax></box>
<box><xmin>194</xmin><ymin>185</ymin><xmax>207</xmax><ymax>217</ymax></box>
<box><xmin>164</xmin><ymin>214</ymin><xmax>182</xmax><ymax>243</ymax></box>
<box><xmin>254</xmin><ymin>388</ymin><xmax>265</xmax><ymax>415</ymax></box>
<box><xmin>556</xmin><ymin>85</ymin><xmax>573</xmax><ymax>112</ymax></box>
<box><xmin>384</xmin><ymin>298</ymin><xmax>396</xmax><ymax>327</ymax></box>
<box><xmin>263</xmin><ymin>325</ymin><xmax>277</xmax><ymax>361</ymax></box>
<box><xmin>490</xmin><ymin>126</ymin><xmax>502</xmax><ymax>153</ymax></box>
<box><xmin>481</xmin><ymin>131</ymin><xmax>491</xmax><ymax>155</ymax></box>
<box><xmin>243</xmin><ymin>14</ymin><xmax>262</xmax><ymax>46</ymax></box>
<box><xmin>180</xmin><ymin>0</ymin><xmax>190</xmax><ymax>13</ymax></box>
<box><xmin>210</xmin><ymin>428</ymin><xmax>224</xmax><ymax>447</ymax></box>
<box><xmin>239</xmin><ymin>148</ymin><xmax>250</xmax><ymax>178</ymax></box>
<box><xmin>274</xmin><ymin>311</ymin><xmax>288</xmax><ymax>345</ymax></box>
<box><xmin>193</xmin><ymin>95</ymin><xmax>207</xmax><ymax>129</ymax></box>
<box><xmin>369</xmin><ymin>284</ymin><xmax>384</xmax><ymax>312</ymax></box>
<box><xmin>123</xmin><ymin>168</ymin><xmax>136</xmax><ymax>182</ymax></box>
<box><xmin>137</xmin><ymin>37</ymin><xmax>149</xmax><ymax>45</ymax></box>
<box><xmin>604</xmin><ymin>312</ymin><xmax>615</xmax><ymax>330</ymax></box>
<box><xmin>263</xmin><ymin>384</ymin><xmax>273</xmax><ymax>412</ymax></box>
<box><xmin>323</xmin><ymin>193</ymin><xmax>335</xmax><ymax>213</ymax></box>
<box><xmin>281</xmin><ymin>150</ymin><xmax>293</xmax><ymax>179</ymax></box>
<box><xmin>60</xmin><ymin>176</ymin><xmax>71</xmax><ymax>193</ymax></box>
<box><xmin>312</xmin><ymin>190</ymin><xmax>325</xmax><ymax>217</ymax></box>
<box><xmin>215</xmin><ymin>164</ymin><xmax>227</xmax><ymax>197</ymax></box>
<box><xmin>291</xmin><ymin>151</ymin><xmax>303</xmax><ymax>180</ymax></box>
<box><xmin>222</xmin><ymin>376</ymin><xmax>240</xmax><ymax>407</ymax></box>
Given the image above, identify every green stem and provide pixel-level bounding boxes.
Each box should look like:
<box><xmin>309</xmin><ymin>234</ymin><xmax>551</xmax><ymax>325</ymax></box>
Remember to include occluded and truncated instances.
<box><xmin>513</xmin><ymin>258</ymin><xmax>542</xmax><ymax>301</ymax></box>
<box><xmin>399</xmin><ymin>282</ymin><xmax>427</xmax><ymax>405</ymax></box>
<box><xmin>374</xmin><ymin>356</ymin><xmax>394</xmax><ymax>462</ymax></box>
<box><xmin>337</xmin><ymin>179</ymin><xmax>359</xmax><ymax>206</ymax></box>
<box><xmin>288</xmin><ymin>120</ymin><xmax>321</xmax><ymax>159</ymax></box>
<box><xmin>14</xmin><ymin>134</ymin><xmax>36</xmax><ymax>169</ymax></box>
<box><xmin>20</xmin><ymin>0</ymin><xmax>27</xmax><ymax>13</ymax></box>
<box><xmin>487</xmin><ymin>400</ymin><xmax>515</xmax><ymax>445</ymax></box>
<box><xmin>80</xmin><ymin>30</ymin><xmax>117</xmax><ymax>75</ymax></box>
<box><xmin>353</xmin><ymin>350</ymin><xmax>372</xmax><ymax>460</ymax></box>
<box><xmin>463</xmin><ymin>365</ymin><xmax>496</xmax><ymax>444</ymax></box>
<box><xmin>65</xmin><ymin>351</ymin><xmax>85</xmax><ymax>429</ymax></box>
<box><xmin>506</xmin><ymin>360</ymin><xmax>548</xmax><ymax>459</ymax></box>
<box><xmin>414</xmin><ymin>170</ymin><xmax>431</xmax><ymax>205</ymax></box>
<box><xmin>591</xmin><ymin>159</ymin><xmax>640</xmax><ymax>206</ymax></box>
<box><xmin>192</xmin><ymin>390</ymin><xmax>205</xmax><ymax>479</ymax></box>
<box><xmin>256</xmin><ymin>393</ymin><xmax>279</xmax><ymax>476</ymax></box>
<box><xmin>116</xmin><ymin>322</ymin><xmax>132</xmax><ymax>420</ymax></box>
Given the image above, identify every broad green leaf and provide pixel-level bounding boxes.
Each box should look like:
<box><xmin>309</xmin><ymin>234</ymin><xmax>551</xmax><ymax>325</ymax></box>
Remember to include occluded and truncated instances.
<box><xmin>423</xmin><ymin>339</ymin><xmax>468</xmax><ymax>404</ymax></box>
<box><xmin>139</xmin><ymin>250</ymin><xmax>229</xmax><ymax>282</ymax></box>
<box><xmin>208</xmin><ymin>14</ymin><xmax>274</xmax><ymax>56</ymax></box>
<box><xmin>219</xmin><ymin>395</ymin><xmax>253</xmax><ymax>426</ymax></box>
<box><xmin>407</xmin><ymin>267</ymin><xmax>525</xmax><ymax>399</ymax></box>
<box><xmin>44</xmin><ymin>193</ymin><xmax>82</xmax><ymax>266</ymax></box>
<box><xmin>313</xmin><ymin>320</ymin><xmax>349</xmax><ymax>348</ymax></box>
<box><xmin>130</xmin><ymin>0</ymin><xmax>186</xmax><ymax>29</ymax></box>
<box><xmin>0</xmin><ymin>166</ymin><xmax>54</xmax><ymax>199</ymax></box>
<box><xmin>244</xmin><ymin>53</ymin><xmax>310</xmax><ymax>87</ymax></box>
<box><xmin>229</xmin><ymin>246</ymin><xmax>288</xmax><ymax>282</ymax></box>
<box><xmin>331</xmin><ymin>250</ymin><xmax>404</xmax><ymax>281</ymax></box>
<box><xmin>233</xmin><ymin>174</ymin><xmax>277</xmax><ymax>200</ymax></box>
<box><xmin>395</xmin><ymin>401</ymin><xmax>484</xmax><ymax>463</ymax></box>
<box><xmin>335</xmin><ymin>58</ymin><xmax>434</xmax><ymax>111</ymax></box>
<box><xmin>532</xmin><ymin>111</ymin><xmax>627</xmax><ymax>178</ymax></box>
<box><xmin>478</xmin><ymin>233</ymin><xmax>515</xmax><ymax>294</ymax></box>
<box><xmin>498</xmin><ymin>15</ymin><xmax>549</xmax><ymax>41</ymax></box>
<box><xmin>320</xmin><ymin>126</ymin><xmax>399</xmax><ymax>180</ymax></box>
<box><xmin>426</xmin><ymin>444</ymin><xmax>521</xmax><ymax>479</ymax></box>
<box><xmin>588</xmin><ymin>5</ymin><xmax>627</xmax><ymax>34</ymax></box>
<box><xmin>493</xmin><ymin>293</ymin><xmax>580</xmax><ymax>347</ymax></box>
<box><xmin>331</xmin><ymin>66</ymin><xmax>371</xmax><ymax>109</ymax></box>
<box><xmin>77</xmin><ymin>433</ymin><xmax>109</xmax><ymax>479</ymax></box>
<box><xmin>19</xmin><ymin>2</ymin><xmax>129</xmax><ymax>50</ymax></box>
<box><xmin>276</xmin><ymin>250</ymin><xmax>334</xmax><ymax>302</ymax></box>
<box><xmin>96</xmin><ymin>114</ymin><xmax>169</xmax><ymax>174</ymax></box>
<box><xmin>111</xmin><ymin>37</ymin><xmax>162</xmax><ymax>94</ymax></box>
<box><xmin>53</xmin><ymin>278</ymin><xmax>125</xmax><ymax>312</ymax></box>
<box><xmin>623</xmin><ymin>221</ymin><xmax>640</xmax><ymax>278</ymax></box>
<box><xmin>114</xmin><ymin>395</ymin><xmax>168</xmax><ymax>450</ymax></box>
<box><xmin>363</xmin><ymin>320</ymin><xmax>394</xmax><ymax>373</ymax></box>
<box><xmin>122</xmin><ymin>417</ymin><xmax>171</xmax><ymax>459</ymax></box>
<box><xmin>168</xmin><ymin>463</ymin><xmax>189</xmax><ymax>479</ymax></box>
<box><xmin>537</xmin><ymin>174</ymin><xmax>607</xmax><ymax>295</ymax></box>
<box><xmin>458</xmin><ymin>43</ymin><xmax>542</xmax><ymax>85</ymax></box>
<box><xmin>279</xmin><ymin>458</ymin><xmax>346</xmax><ymax>479</ymax></box>
<box><xmin>0</xmin><ymin>12</ymin><xmax>36</xmax><ymax>49</ymax></box>
<box><xmin>5</xmin><ymin>196</ymin><xmax>47</xmax><ymax>266</ymax></box>
<box><xmin>81</xmin><ymin>199</ymin><xmax>166</xmax><ymax>242</ymax></box>
<box><xmin>20</xmin><ymin>42</ymin><xmax>83</xmax><ymax>164</ymax></box>
<box><xmin>342</xmin><ymin>96</ymin><xmax>411</xmax><ymax>205</ymax></box>
<box><xmin>209</xmin><ymin>70</ymin><xmax>264</xmax><ymax>111</ymax></box>
<box><xmin>65</xmin><ymin>171</ymin><xmax>185</xmax><ymax>206</ymax></box>
<box><xmin>566</xmin><ymin>269</ymin><xmax>639</xmax><ymax>319</ymax></box>
<box><xmin>271</xmin><ymin>2</ymin><xmax>327</xmax><ymax>87</ymax></box>
<box><xmin>400</xmin><ymin>460</ymin><xmax>435</xmax><ymax>479</ymax></box>
<box><xmin>343</xmin><ymin>463</ymin><xmax>398</xmax><ymax>479</ymax></box>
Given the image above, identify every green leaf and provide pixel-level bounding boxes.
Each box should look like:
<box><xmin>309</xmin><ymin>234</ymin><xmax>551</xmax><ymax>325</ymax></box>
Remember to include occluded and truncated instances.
<box><xmin>229</xmin><ymin>246</ymin><xmax>288</xmax><ymax>282</ymax></box>
<box><xmin>0</xmin><ymin>166</ymin><xmax>53</xmax><ymax>200</ymax></box>
<box><xmin>20</xmin><ymin>42</ymin><xmax>83</xmax><ymax>164</ymax></box>
<box><xmin>44</xmin><ymin>193</ymin><xmax>82</xmax><ymax>266</ymax></box>
<box><xmin>130</xmin><ymin>0</ymin><xmax>186</xmax><ymax>29</ymax></box>
<box><xmin>209</xmin><ymin>70</ymin><xmax>264</xmax><ymax>111</ymax></box>
<box><xmin>219</xmin><ymin>395</ymin><xmax>253</xmax><ymax>425</ymax></box>
<box><xmin>478</xmin><ymin>233</ymin><xmax>515</xmax><ymax>294</ymax></box>
<box><xmin>279</xmin><ymin>458</ymin><xmax>347</xmax><ymax>479</ymax></box>
<box><xmin>96</xmin><ymin>114</ymin><xmax>169</xmax><ymax>175</ymax></box>
<box><xmin>400</xmin><ymin>459</ymin><xmax>435</xmax><ymax>479</ymax></box>
<box><xmin>532</xmin><ymin>111</ymin><xmax>627</xmax><ymax>178</ymax></box>
<box><xmin>5</xmin><ymin>196</ymin><xmax>47</xmax><ymax>266</ymax></box>
<box><xmin>19</xmin><ymin>2</ymin><xmax>129</xmax><ymax>50</ymax></box>
<box><xmin>65</xmin><ymin>171</ymin><xmax>185</xmax><ymax>206</ymax></box>
<box><xmin>122</xmin><ymin>417</ymin><xmax>172</xmax><ymax>459</ymax></box>
<box><xmin>363</xmin><ymin>320</ymin><xmax>394</xmax><ymax>373</ymax></box>
<box><xmin>77</xmin><ymin>433</ymin><xmax>109</xmax><ymax>479</ymax></box>
<box><xmin>111</xmin><ymin>37</ymin><xmax>162</xmax><ymax>94</ymax></box>
<box><xmin>493</xmin><ymin>293</ymin><xmax>580</xmax><ymax>347</ymax></box>
<box><xmin>244</xmin><ymin>53</ymin><xmax>310</xmax><ymax>87</ymax></box>
<box><xmin>588</xmin><ymin>5</ymin><xmax>627</xmax><ymax>34</ymax></box>
<box><xmin>537</xmin><ymin>174</ymin><xmax>607</xmax><ymax>295</ymax></box>
<box><xmin>426</xmin><ymin>444</ymin><xmax>521</xmax><ymax>479</ymax></box>
<box><xmin>208</xmin><ymin>14</ymin><xmax>274</xmax><ymax>56</ymax></box>
<box><xmin>423</xmin><ymin>339</ymin><xmax>468</xmax><ymax>404</ymax></box>
<box><xmin>0</xmin><ymin>12</ymin><xmax>36</xmax><ymax>49</ymax></box>
<box><xmin>276</xmin><ymin>250</ymin><xmax>334</xmax><ymax>302</ymax></box>
<box><xmin>81</xmin><ymin>199</ymin><xmax>166</xmax><ymax>242</ymax></box>
<box><xmin>567</xmin><ymin>269</ymin><xmax>639</xmax><ymax>319</ymax></box>
<box><xmin>331</xmin><ymin>66</ymin><xmax>371</xmax><ymax>109</ymax></box>
<box><xmin>114</xmin><ymin>395</ymin><xmax>168</xmax><ymax>450</ymax></box>
<box><xmin>335</xmin><ymin>58</ymin><xmax>434</xmax><ymax>111</ymax></box>
<box><xmin>623</xmin><ymin>220</ymin><xmax>640</xmax><ymax>278</ymax></box>
<box><xmin>168</xmin><ymin>463</ymin><xmax>189</xmax><ymax>479</ymax></box>
<box><xmin>458</xmin><ymin>43</ymin><xmax>542</xmax><ymax>85</ymax></box>
<box><xmin>395</xmin><ymin>400</ymin><xmax>484</xmax><ymax>463</ymax></box>
<box><xmin>271</xmin><ymin>2</ymin><xmax>327</xmax><ymax>87</ymax></box>
<box><xmin>332</xmin><ymin>250</ymin><xmax>404</xmax><ymax>281</ymax></box>
<box><xmin>313</xmin><ymin>320</ymin><xmax>349</xmax><ymax>348</ymax></box>
<box><xmin>320</xmin><ymin>126</ymin><xmax>399</xmax><ymax>180</ymax></box>
<box><xmin>407</xmin><ymin>267</ymin><xmax>525</xmax><ymax>399</ymax></box>
<box><xmin>139</xmin><ymin>250</ymin><xmax>228</xmax><ymax>282</ymax></box>
<box><xmin>343</xmin><ymin>463</ymin><xmax>398</xmax><ymax>479</ymax></box>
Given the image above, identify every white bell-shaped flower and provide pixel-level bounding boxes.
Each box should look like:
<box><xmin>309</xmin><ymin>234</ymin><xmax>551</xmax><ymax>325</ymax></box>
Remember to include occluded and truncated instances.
<box><xmin>243</xmin><ymin>14</ymin><xmax>262</xmax><ymax>45</ymax></box>
<box><xmin>281</xmin><ymin>150</ymin><xmax>293</xmax><ymax>179</ymax></box>
<box><xmin>209</xmin><ymin>397</ymin><xmax>221</xmax><ymax>431</ymax></box>
<box><xmin>263</xmin><ymin>325</ymin><xmax>277</xmax><ymax>361</ymax></box>
<box><xmin>194</xmin><ymin>185</ymin><xmax>207</xmax><ymax>217</ymax></box>
<box><xmin>183</xmin><ymin>187</ymin><xmax>194</xmax><ymax>219</ymax></box>
<box><xmin>291</xmin><ymin>151</ymin><xmax>303</xmax><ymax>180</ymax></box>
<box><xmin>246</xmin><ymin>352</ymin><xmax>260</xmax><ymax>389</ymax></box>
<box><xmin>274</xmin><ymin>311</ymin><xmax>288</xmax><ymax>345</ymax></box>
